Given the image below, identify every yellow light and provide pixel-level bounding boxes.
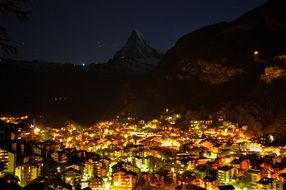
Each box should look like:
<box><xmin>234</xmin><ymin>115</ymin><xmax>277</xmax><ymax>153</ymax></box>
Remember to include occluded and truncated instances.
<box><xmin>269</xmin><ymin>135</ymin><xmax>274</xmax><ymax>142</ymax></box>
<box><xmin>161</xmin><ymin>139</ymin><xmax>180</xmax><ymax>147</ymax></box>
<box><xmin>66</xmin><ymin>177</ymin><xmax>71</xmax><ymax>182</ymax></box>
<box><xmin>34</xmin><ymin>127</ymin><xmax>41</xmax><ymax>134</ymax></box>
<box><xmin>113</xmin><ymin>181</ymin><xmax>120</xmax><ymax>186</ymax></box>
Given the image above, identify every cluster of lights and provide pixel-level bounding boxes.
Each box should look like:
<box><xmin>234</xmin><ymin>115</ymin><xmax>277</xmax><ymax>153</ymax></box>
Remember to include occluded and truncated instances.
<box><xmin>161</xmin><ymin>139</ymin><xmax>180</xmax><ymax>147</ymax></box>
<box><xmin>0</xmin><ymin>115</ymin><xmax>28</xmax><ymax>124</ymax></box>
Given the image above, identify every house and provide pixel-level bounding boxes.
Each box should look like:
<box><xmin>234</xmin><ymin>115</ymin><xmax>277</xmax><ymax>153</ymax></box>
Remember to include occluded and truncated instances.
<box><xmin>217</xmin><ymin>166</ymin><xmax>234</xmax><ymax>185</ymax></box>
<box><xmin>133</xmin><ymin>156</ymin><xmax>151</xmax><ymax>172</ymax></box>
<box><xmin>257</xmin><ymin>177</ymin><xmax>283</xmax><ymax>190</ymax></box>
<box><xmin>15</xmin><ymin>163</ymin><xmax>40</xmax><ymax>186</ymax></box>
<box><xmin>32</xmin><ymin>144</ymin><xmax>47</xmax><ymax>158</ymax></box>
<box><xmin>279</xmin><ymin>173</ymin><xmax>286</xmax><ymax>183</ymax></box>
<box><xmin>112</xmin><ymin>161</ymin><xmax>140</xmax><ymax>173</ymax></box>
<box><xmin>62</xmin><ymin>168</ymin><xmax>82</xmax><ymax>187</ymax></box>
<box><xmin>51</xmin><ymin>150</ymin><xmax>68</xmax><ymax>163</ymax></box>
<box><xmin>247</xmin><ymin>169</ymin><xmax>261</xmax><ymax>189</ymax></box>
<box><xmin>84</xmin><ymin>159</ymin><xmax>107</xmax><ymax>178</ymax></box>
<box><xmin>84</xmin><ymin>159</ymin><xmax>96</xmax><ymax>178</ymax></box>
<box><xmin>230</xmin><ymin>158</ymin><xmax>251</xmax><ymax>171</ymax></box>
<box><xmin>66</xmin><ymin>162</ymin><xmax>84</xmax><ymax>173</ymax></box>
<box><xmin>202</xmin><ymin>176</ymin><xmax>217</xmax><ymax>189</ymax></box>
<box><xmin>111</xmin><ymin>169</ymin><xmax>137</xmax><ymax>190</ymax></box>
<box><xmin>88</xmin><ymin>176</ymin><xmax>103</xmax><ymax>190</ymax></box>
<box><xmin>0</xmin><ymin>147</ymin><xmax>16</xmax><ymax>174</ymax></box>
<box><xmin>200</xmin><ymin>140</ymin><xmax>214</xmax><ymax>151</ymax></box>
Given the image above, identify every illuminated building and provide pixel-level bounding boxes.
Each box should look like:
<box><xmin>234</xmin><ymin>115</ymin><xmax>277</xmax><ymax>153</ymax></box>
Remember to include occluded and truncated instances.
<box><xmin>15</xmin><ymin>163</ymin><xmax>40</xmax><ymax>186</ymax></box>
<box><xmin>83</xmin><ymin>159</ymin><xmax>107</xmax><ymax>179</ymax></box>
<box><xmin>94</xmin><ymin>161</ymin><xmax>107</xmax><ymax>178</ymax></box>
<box><xmin>32</xmin><ymin>144</ymin><xmax>47</xmax><ymax>158</ymax></box>
<box><xmin>202</xmin><ymin>176</ymin><xmax>217</xmax><ymax>189</ymax></box>
<box><xmin>200</xmin><ymin>140</ymin><xmax>214</xmax><ymax>151</ymax></box>
<box><xmin>241</xmin><ymin>143</ymin><xmax>263</xmax><ymax>152</ymax></box>
<box><xmin>257</xmin><ymin>177</ymin><xmax>282</xmax><ymax>190</ymax></box>
<box><xmin>62</xmin><ymin>168</ymin><xmax>82</xmax><ymax>187</ymax></box>
<box><xmin>230</xmin><ymin>158</ymin><xmax>251</xmax><ymax>171</ymax></box>
<box><xmin>111</xmin><ymin>170</ymin><xmax>137</xmax><ymax>190</ymax></box>
<box><xmin>218</xmin><ymin>156</ymin><xmax>235</xmax><ymax>167</ymax></box>
<box><xmin>51</xmin><ymin>150</ymin><xmax>68</xmax><ymax>163</ymax></box>
<box><xmin>66</xmin><ymin>163</ymin><xmax>83</xmax><ymax>172</ymax></box>
<box><xmin>279</xmin><ymin>172</ymin><xmax>286</xmax><ymax>181</ymax></box>
<box><xmin>161</xmin><ymin>138</ymin><xmax>180</xmax><ymax>150</ymax></box>
<box><xmin>84</xmin><ymin>159</ymin><xmax>96</xmax><ymax>178</ymax></box>
<box><xmin>167</xmin><ymin>168</ymin><xmax>177</xmax><ymax>184</ymax></box>
<box><xmin>248</xmin><ymin>169</ymin><xmax>261</xmax><ymax>189</ymax></box>
<box><xmin>88</xmin><ymin>176</ymin><xmax>103</xmax><ymax>190</ymax></box>
<box><xmin>0</xmin><ymin>148</ymin><xmax>16</xmax><ymax>174</ymax></box>
<box><xmin>23</xmin><ymin>155</ymin><xmax>43</xmax><ymax>164</ymax></box>
<box><xmin>112</xmin><ymin>162</ymin><xmax>140</xmax><ymax>173</ymax></box>
<box><xmin>132</xmin><ymin>156</ymin><xmax>150</xmax><ymax>172</ymax></box>
<box><xmin>217</xmin><ymin>166</ymin><xmax>234</xmax><ymax>185</ymax></box>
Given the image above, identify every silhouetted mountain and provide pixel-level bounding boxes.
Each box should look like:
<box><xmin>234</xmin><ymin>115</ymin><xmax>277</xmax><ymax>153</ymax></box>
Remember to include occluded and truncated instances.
<box><xmin>0</xmin><ymin>30</ymin><xmax>163</xmax><ymax>125</ymax></box>
<box><xmin>1</xmin><ymin>1</ymin><xmax>286</xmax><ymax>138</ymax></box>
<box><xmin>114</xmin><ymin>29</ymin><xmax>161</xmax><ymax>60</ymax></box>
<box><xmin>91</xmin><ymin>29</ymin><xmax>162</xmax><ymax>73</ymax></box>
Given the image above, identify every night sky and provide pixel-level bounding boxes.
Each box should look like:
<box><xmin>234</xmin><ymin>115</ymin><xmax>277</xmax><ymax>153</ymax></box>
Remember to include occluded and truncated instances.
<box><xmin>3</xmin><ymin>0</ymin><xmax>267</xmax><ymax>64</ymax></box>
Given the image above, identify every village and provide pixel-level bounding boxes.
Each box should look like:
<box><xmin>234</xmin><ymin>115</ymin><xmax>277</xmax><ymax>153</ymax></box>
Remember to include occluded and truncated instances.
<box><xmin>0</xmin><ymin>112</ymin><xmax>285</xmax><ymax>190</ymax></box>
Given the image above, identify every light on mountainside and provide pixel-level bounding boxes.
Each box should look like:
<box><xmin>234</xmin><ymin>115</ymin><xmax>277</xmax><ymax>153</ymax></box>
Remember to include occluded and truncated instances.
<box><xmin>254</xmin><ymin>50</ymin><xmax>259</xmax><ymax>56</ymax></box>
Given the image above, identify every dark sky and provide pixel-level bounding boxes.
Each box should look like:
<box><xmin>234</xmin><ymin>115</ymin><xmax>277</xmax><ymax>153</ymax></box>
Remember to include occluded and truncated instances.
<box><xmin>3</xmin><ymin>0</ymin><xmax>267</xmax><ymax>64</ymax></box>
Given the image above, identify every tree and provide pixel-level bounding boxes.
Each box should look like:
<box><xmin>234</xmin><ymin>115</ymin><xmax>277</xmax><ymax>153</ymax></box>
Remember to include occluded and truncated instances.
<box><xmin>0</xmin><ymin>0</ymin><xmax>31</xmax><ymax>54</ymax></box>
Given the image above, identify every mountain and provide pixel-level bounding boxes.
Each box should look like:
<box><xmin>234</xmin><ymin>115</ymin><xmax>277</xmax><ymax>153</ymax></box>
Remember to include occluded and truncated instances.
<box><xmin>159</xmin><ymin>0</ymin><xmax>286</xmax><ymax>82</ymax></box>
<box><xmin>2</xmin><ymin>1</ymin><xmax>286</xmax><ymax>139</ymax></box>
<box><xmin>144</xmin><ymin>0</ymin><xmax>286</xmax><ymax>137</ymax></box>
<box><xmin>93</xmin><ymin>29</ymin><xmax>162</xmax><ymax>73</ymax></box>
<box><xmin>0</xmin><ymin>29</ymin><xmax>163</xmax><ymax>125</ymax></box>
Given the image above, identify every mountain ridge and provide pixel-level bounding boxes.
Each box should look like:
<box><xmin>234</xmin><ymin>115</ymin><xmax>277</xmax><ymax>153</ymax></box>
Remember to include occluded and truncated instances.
<box><xmin>143</xmin><ymin>0</ymin><xmax>286</xmax><ymax>137</ymax></box>
<box><xmin>1</xmin><ymin>1</ymin><xmax>286</xmax><ymax>137</ymax></box>
<box><xmin>107</xmin><ymin>29</ymin><xmax>162</xmax><ymax>73</ymax></box>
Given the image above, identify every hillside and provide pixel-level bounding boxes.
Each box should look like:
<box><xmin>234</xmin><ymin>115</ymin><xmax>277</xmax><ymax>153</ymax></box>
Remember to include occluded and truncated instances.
<box><xmin>1</xmin><ymin>0</ymin><xmax>286</xmax><ymax>138</ymax></box>
<box><xmin>143</xmin><ymin>0</ymin><xmax>286</xmax><ymax>136</ymax></box>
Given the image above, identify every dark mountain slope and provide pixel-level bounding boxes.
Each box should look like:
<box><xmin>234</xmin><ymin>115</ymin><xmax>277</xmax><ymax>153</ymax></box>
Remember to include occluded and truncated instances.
<box><xmin>135</xmin><ymin>0</ymin><xmax>286</xmax><ymax>136</ymax></box>
<box><xmin>90</xmin><ymin>29</ymin><xmax>162</xmax><ymax>74</ymax></box>
<box><xmin>0</xmin><ymin>29</ymin><xmax>161</xmax><ymax>125</ymax></box>
<box><xmin>159</xmin><ymin>0</ymin><xmax>286</xmax><ymax>78</ymax></box>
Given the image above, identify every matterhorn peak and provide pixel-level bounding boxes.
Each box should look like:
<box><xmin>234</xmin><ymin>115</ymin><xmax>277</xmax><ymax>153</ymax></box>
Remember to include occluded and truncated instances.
<box><xmin>113</xmin><ymin>29</ymin><xmax>161</xmax><ymax>60</ymax></box>
<box><xmin>109</xmin><ymin>29</ymin><xmax>162</xmax><ymax>73</ymax></box>
<box><xmin>126</xmin><ymin>29</ymin><xmax>148</xmax><ymax>48</ymax></box>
